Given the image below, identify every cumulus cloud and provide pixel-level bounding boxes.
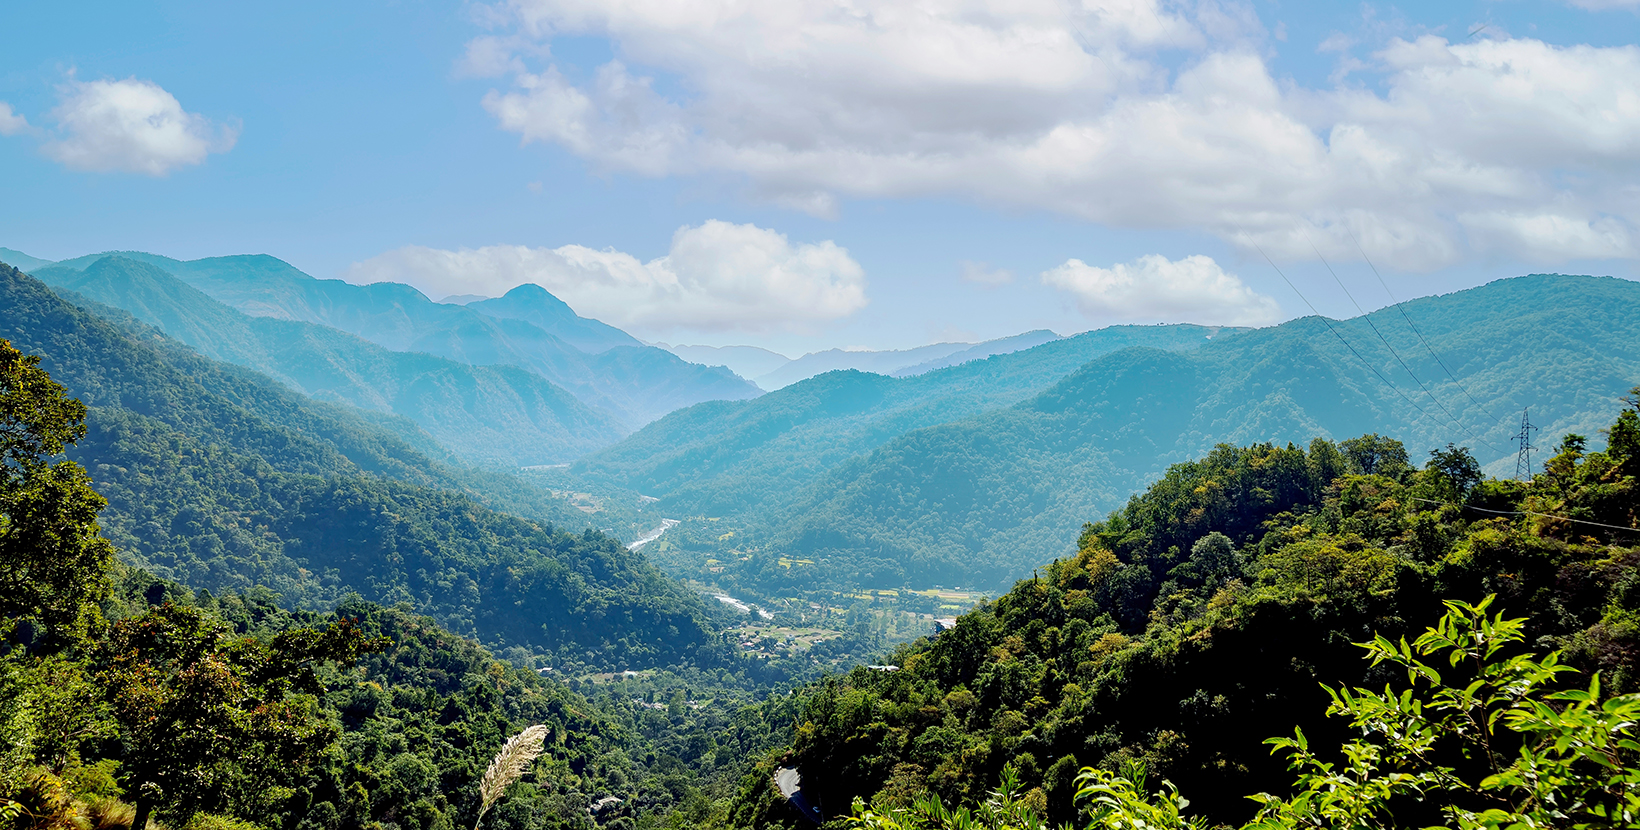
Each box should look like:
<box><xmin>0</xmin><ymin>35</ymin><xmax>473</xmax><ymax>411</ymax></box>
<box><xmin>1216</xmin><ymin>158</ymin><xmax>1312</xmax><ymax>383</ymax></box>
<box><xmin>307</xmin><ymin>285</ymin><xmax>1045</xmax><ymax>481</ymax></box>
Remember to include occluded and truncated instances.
<box><xmin>1042</xmin><ymin>254</ymin><xmax>1281</xmax><ymax>326</ymax></box>
<box><xmin>348</xmin><ymin>220</ymin><xmax>867</xmax><ymax>334</ymax></box>
<box><xmin>42</xmin><ymin>78</ymin><xmax>237</xmax><ymax>175</ymax></box>
<box><xmin>469</xmin><ymin>0</ymin><xmax>1640</xmax><ymax>269</ymax></box>
<box><xmin>0</xmin><ymin>103</ymin><xmax>30</xmax><ymax>136</ymax></box>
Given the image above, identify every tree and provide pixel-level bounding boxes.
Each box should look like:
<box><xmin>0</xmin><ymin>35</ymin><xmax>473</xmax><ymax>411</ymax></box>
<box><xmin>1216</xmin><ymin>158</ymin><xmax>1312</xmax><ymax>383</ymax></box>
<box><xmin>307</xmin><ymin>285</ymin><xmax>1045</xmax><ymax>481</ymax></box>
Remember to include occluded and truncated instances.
<box><xmin>1426</xmin><ymin>443</ymin><xmax>1483</xmax><ymax>500</ymax></box>
<box><xmin>1608</xmin><ymin>387</ymin><xmax>1640</xmax><ymax>476</ymax></box>
<box><xmin>1338</xmin><ymin>434</ymin><xmax>1410</xmax><ymax>478</ymax></box>
<box><xmin>0</xmin><ymin>339</ymin><xmax>115</xmax><ymax>648</ymax></box>
<box><xmin>96</xmin><ymin>602</ymin><xmax>384</xmax><ymax>830</ymax></box>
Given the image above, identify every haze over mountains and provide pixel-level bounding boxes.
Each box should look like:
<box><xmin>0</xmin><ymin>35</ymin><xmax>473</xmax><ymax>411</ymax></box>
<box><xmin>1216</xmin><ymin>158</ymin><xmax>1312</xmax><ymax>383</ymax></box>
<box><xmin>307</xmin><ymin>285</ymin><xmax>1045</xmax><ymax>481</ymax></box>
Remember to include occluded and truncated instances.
<box><xmin>659</xmin><ymin>330</ymin><xmax>1070</xmax><ymax>391</ymax></box>
<box><xmin>579</xmin><ymin>274</ymin><xmax>1640</xmax><ymax>590</ymax></box>
<box><xmin>32</xmin><ymin>249</ymin><xmax>761</xmax><ymax>431</ymax></box>
<box><xmin>0</xmin><ymin>261</ymin><xmax>715</xmax><ymax>665</ymax></box>
<box><xmin>5</xmin><ymin>245</ymin><xmax>1637</xmax><ymax>595</ymax></box>
<box><xmin>33</xmin><ymin>256</ymin><xmax>626</xmax><ymax>465</ymax></box>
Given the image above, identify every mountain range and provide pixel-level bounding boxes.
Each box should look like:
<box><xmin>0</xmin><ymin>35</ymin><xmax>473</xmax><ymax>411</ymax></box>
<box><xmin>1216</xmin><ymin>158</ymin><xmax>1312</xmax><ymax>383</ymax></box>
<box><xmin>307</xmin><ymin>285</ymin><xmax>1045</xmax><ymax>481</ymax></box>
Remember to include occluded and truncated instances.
<box><xmin>27</xmin><ymin>249</ymin><xmax>761</xmax><ymax>431</ymax></box>
<box><xmin>580</xmin><ymin>274</ymin><xmax>1640</xmax><ymax>590</ymax></box>
<box><xmin>0</xmin><ymin>260</ymin><xmax>716</xmax><ymax>667</ymax></box>
<box><xmin>29</xmin><ymin>255</ymin><xmax>625</xmax><ymax>466</ymax></box>
<box><xmin>9</xmin><ymin>242</ymin><xmax>1638</xmax><ymax>599</ymax></box>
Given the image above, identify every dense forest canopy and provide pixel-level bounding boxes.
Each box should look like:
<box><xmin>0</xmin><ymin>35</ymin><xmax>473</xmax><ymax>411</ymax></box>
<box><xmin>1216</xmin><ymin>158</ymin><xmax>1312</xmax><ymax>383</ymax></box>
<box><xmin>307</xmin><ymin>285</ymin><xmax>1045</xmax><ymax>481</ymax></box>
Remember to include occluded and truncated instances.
<box><xmin>0</xmin><ymin>263</ymin><xmax>716</xmax><ymax>671</ymax></box>
<box><xmin>0</xmin><ymin>335</ymin><xmax>799</xmax><ymax>830</ymax></box>
<box><xmin>729</xmin><ymin>392</ymin><xmax>1640</xmax><ymax>829</ymax></box>
<box><xmin>587</xmin><ymin>273</ymin><xmax>1640</xmax><ymax>596</ymax></box>
<box><xmin>5</xmin><ymin>244</ymin><xmax>1640</xmax><ymax>830</ymax></box>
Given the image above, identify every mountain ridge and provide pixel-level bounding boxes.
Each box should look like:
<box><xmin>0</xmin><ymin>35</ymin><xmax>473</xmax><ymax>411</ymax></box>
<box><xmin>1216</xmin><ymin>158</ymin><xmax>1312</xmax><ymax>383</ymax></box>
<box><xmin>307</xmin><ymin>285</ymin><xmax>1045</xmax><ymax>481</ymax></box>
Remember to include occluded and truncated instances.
<box><xmin>27</xmin><ymin>255</ymin><xmax>628</xmax><ymax>465</ymax></box>
<box><xmin>763</xmin><ymin>273</ymin><xmax>1640</xmax><ymax>587</ymax></box>
<box><xmin>31</xmin><ymin>249</ymin><xmax>763</xmax><ymax>427</ymax></box>
<box><xmin>0</xmin><ymin>260</ymin><xmax>717</xmax><ymax>667</ymax></box>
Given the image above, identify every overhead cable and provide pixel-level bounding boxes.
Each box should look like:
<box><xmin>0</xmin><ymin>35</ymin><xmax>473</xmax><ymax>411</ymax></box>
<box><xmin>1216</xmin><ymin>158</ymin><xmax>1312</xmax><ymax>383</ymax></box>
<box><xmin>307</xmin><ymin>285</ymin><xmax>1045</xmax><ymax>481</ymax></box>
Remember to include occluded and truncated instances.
<box><xmin>1303</xmin><ymin>233</ymin><xmax>1503</xmax><ymax>454</ymax></box>
<box><xmin>1241</xmin><ymin>233</ymin><xmax>1454</xmax><ymax>436</ymax></box>
<box><xmin>1341</xmin><ymin>226</ymin><xmax>1512</xmax><ymax>428</ymax></box>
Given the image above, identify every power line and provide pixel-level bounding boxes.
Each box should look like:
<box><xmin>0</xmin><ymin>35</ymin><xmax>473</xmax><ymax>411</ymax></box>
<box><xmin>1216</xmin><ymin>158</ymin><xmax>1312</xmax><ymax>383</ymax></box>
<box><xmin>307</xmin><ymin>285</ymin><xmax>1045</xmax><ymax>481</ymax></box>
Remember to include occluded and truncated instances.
<box><xmin>1341</xmin><ymin>226</ymin><xmax>1512</xmax><ymax>428</ymax></box>
<box><xmin>1303</xmin><ymin>233</ymin><xmax>1502</xmax><ymax>454</ymax></box>
<box><xmin>1242</xmin><ymin>234</ymin><xmax>1454</xmax><ymax>436</ymax></box>
<box><xmin>1407</xmin><ymin>497</ymin><xmax>1638</xmax><ymax>536</ymax></box>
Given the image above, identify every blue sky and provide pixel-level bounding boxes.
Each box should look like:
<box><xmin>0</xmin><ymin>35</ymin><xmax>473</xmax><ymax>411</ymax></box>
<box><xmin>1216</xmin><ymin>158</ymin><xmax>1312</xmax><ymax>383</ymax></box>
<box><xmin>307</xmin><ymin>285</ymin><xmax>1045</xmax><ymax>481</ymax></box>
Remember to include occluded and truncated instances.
<box><xmin>2</xmin><ymin>0</ymin><xmax>1638</xmax><ymax>355</ymax></box>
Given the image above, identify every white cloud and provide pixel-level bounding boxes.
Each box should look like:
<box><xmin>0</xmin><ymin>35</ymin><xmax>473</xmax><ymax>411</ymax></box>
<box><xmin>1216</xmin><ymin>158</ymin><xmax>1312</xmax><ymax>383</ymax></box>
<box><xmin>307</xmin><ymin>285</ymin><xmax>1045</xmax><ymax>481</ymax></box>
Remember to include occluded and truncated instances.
<box><xmin>348</xmin><ymin>220</ymin><xmax>867</xmax><ymax>334</ymax></box>
<box><xmin>470</xmin><ymin>0</ymin><xmax>1640</xmax><ymax>269</ymax></box>
<box><xmin>1042</xmin><ymin>254</ymin><xmax>1281</xmax><ymax>326</ymax></box>
<box><xmin>42</xmin><ymin>78</ymin><xmax>237</xmax><ymax>175</ymax></box>
<box><xmin>0</xmin><ymin>102</ymin><xmax>30</xmax><ymax>136</ymax></box>
<box><xmin>959</xmin><ymin>260</ymin><xmax>1014</xmax><ymax>286</ymax></box>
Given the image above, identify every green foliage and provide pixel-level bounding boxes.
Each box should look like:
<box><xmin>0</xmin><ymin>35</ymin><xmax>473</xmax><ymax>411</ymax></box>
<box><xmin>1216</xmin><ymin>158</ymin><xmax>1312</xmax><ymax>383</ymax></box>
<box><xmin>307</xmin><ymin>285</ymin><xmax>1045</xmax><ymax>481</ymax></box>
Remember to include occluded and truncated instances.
<box><xmin>1245</xmin><ymin>596</ymin><xmax>1640</xmax><ymax>829</ymax></box>
<box><xmin>0</xmin><ymin>263</ymin><xmax>719</xmax><ymax>670</ymax></box>
<box><xmin>733</xmin><ymin>393</ymin><xmax>1640</xmax><ymax>829</ymax></box>
<box><xmin>95</xmin><ymin>602</ymin><xmax>383</xmax><ymax>830</ymax></box>
<box><xmin>0</xmin><ymin>338</ymin><xmax>116</xmax><ymax>647</ymax></box>
<box><xmin>582</xmin><ymin>275</ymin><xmax>1640</xmax><ymax>595</ymax></box>
<box><xmin>847</xmin><ymin>599</ymin><xmax>1640</xmax><ymax>830</ymax></box>
<box><xmin>845</xmin><ymin>764</ymin><xmax>1053</xmax><ymax>830</ymax></box>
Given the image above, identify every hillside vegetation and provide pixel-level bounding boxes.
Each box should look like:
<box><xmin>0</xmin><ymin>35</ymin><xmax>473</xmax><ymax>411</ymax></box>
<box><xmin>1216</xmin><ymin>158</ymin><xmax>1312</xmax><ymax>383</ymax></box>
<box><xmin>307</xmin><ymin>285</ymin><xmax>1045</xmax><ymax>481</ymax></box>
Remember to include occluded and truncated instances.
<box><xmin>606</xmin><ymin>274</ymin><xmax>1640</xmax><ymax>593</ymax></box>
<box><xmin>36</xmin><ymin>250</ymin><xmax>760</xmax><ymax>428</ymax></box>
<box><xmin>732</xmin><ymin>392</ymin><xmax>1640</xmax><ymax>829</ymax></box>
<box><xmin>28</xmin><ymin>255</ymin><xmax>626</xmax><ymax>466</ymax></box>
<box><xmin>575</xmin><ymin>323</ymin><xmax>1234</xmax><ymax>515</ymax></box>
<box><xmin>0</xmin><ymin>263</ymin><xmax>714</xmax><ymax>669</ymax></box>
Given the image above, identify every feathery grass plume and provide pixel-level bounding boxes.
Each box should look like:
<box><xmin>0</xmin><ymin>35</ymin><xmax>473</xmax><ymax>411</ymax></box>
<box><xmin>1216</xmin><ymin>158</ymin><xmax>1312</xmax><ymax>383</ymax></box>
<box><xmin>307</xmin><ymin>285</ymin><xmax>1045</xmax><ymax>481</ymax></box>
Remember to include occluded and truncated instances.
<box><xmin>474</xmin><ymin>725</ymin><xmax>550</xmax><ymax>829</ymax></box>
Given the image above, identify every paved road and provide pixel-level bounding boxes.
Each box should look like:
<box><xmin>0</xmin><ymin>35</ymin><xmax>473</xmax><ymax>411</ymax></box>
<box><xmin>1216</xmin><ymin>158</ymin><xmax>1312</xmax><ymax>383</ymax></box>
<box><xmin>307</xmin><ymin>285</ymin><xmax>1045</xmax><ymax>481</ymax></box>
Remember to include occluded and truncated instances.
<box><xmin>774</xmin><ymin>767</ymin><xmax>822</xmax><ymax>825</ymax></box>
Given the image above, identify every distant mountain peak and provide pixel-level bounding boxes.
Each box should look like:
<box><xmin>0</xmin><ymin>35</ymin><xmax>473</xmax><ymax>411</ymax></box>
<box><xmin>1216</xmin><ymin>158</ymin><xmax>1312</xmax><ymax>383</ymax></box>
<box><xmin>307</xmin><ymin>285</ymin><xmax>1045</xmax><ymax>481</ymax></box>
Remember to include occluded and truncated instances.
<box><xmin>468</xmin><ymin>285</ymin><xmax>641</xmax><ymax>354</ymax></box>
<box><xmin>498</xmin><ymin>282</ymin><xmax>574</xmax><ymax>309</ymax></box>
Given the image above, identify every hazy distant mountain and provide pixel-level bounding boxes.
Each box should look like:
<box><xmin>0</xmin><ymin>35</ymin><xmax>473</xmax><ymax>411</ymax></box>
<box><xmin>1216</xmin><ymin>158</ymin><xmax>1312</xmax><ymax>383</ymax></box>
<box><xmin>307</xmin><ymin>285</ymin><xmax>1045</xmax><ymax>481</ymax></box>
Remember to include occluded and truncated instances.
<box><xmin>31</xmin><ymin>255</ymin><xmax>627</xmax><ymax>466</ymax></box>
<box><xmin>575</xmin><ymin>323</ymin><xmax>1234</xmax><ymax>514</ymax></box>
<box><xmin>0</xmin><ymin>260</ymin><xmax>714</xmax><ymax>666</ymax></box>
<box><xmin>34</xmin><ymin>250</ymin><xmax>761</xmax><ymax>427</ymax></box>
<box><xmin>0</xmin><ymin>247</ymin><xmax>55</xmax><ymax>271</ymax></box>
<box><xmin>660</xmin><ymin>343</ymin><xmax>793</xmax><ymax>386</ymax></box>
<box><xmin>753</xmin><ymin>342</ymin><xmax>976</xmax><ymax>390</ymax></box>
<box><xmin>772</xmin><ymin>274</ymin><xmax>1640</xmax><ymax>588</ymax></box>
<box><xmin>579</xmin><ymin>274</ymin><xmax>1640</xmax><ymax>590</ymax></box>
<box><xmin>889</xmin><ymin>329</ymin><xmax>1063</xmax><ymax>376</ymax></box>
<box><xmin>438</xmin><ymin>293</ymin><xmax>490</xmax><ymax>304</ymax></box>
<box><xmin>469</xmin><ymin>283</ymin><xmax>642</xmax><ymax>354</ymax></box>
<box><xmin>753</xmin><ymin>331</ymin><xmax>1077</xmax><ymax>390</ymax></box>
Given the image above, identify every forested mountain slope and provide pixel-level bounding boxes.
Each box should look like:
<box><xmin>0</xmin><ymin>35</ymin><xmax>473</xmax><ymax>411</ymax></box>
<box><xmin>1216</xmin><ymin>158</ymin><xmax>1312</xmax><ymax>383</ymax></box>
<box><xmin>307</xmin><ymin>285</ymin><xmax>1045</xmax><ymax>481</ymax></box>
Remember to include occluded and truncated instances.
<box><xmin>734</xmin><ymin>402</ymin><xmax>1640</xmax><ymax>829</ymax></box>
<box><xmin>37</xmin><ymin>250</ymin><xmax>761</xmax><ymax>427</ymax></box>
<box><xmin>766</xmin><ymin>274</ymin><xmax>1640</xmax><ymax>588</ymax></box>
<box><xmin>574</xmin><ymin>323</ymin><xmax>1232</xmax><ymax>516</ymax></box>
<box><xmin>27</xmin><ymin>255</ymin><xmax>626</xmax><ymax>466</ymax></box>
<box><xmin>0</xmin><ymin>263</ymin><xmax>715</xmax><ymax>668</ymax></box>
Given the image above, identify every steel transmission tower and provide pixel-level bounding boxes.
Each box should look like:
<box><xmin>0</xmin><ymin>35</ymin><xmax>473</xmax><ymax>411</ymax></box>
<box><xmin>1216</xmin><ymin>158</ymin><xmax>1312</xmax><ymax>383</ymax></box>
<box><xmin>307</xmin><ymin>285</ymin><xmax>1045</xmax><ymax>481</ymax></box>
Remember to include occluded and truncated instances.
<box><xmin>1515</xmin><ymin>408</ymin><xmax>1538</xmax><ymax>480</ymax></box>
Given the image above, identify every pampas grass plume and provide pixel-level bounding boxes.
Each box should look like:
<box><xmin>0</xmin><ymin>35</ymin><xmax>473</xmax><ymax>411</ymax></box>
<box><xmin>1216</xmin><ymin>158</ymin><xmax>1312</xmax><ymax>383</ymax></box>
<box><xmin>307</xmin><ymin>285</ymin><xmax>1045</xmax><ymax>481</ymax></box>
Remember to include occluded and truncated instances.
<box><xmin>475</xmin><ymin>725</ymin><xmax>550</xmax><ymax>829</ymax></box>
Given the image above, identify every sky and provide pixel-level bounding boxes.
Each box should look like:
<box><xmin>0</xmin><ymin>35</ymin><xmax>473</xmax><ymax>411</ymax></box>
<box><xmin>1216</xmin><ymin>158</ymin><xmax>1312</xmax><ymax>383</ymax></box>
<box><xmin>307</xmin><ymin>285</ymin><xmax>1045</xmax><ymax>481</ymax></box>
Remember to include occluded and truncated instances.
<box><xmin>2</xmin><ymin>0</ymin><xmax>1638</xmax><ymax>357</ymax></box>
